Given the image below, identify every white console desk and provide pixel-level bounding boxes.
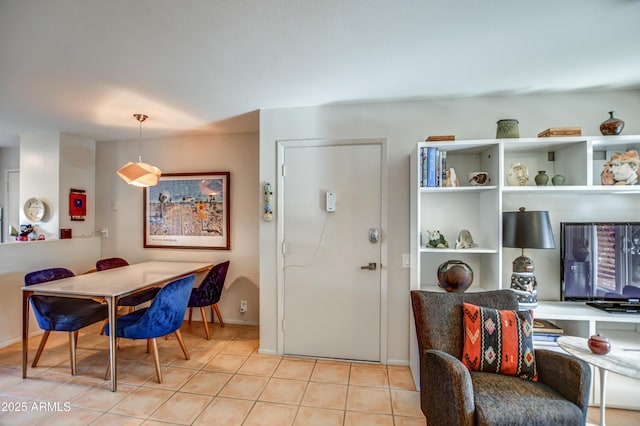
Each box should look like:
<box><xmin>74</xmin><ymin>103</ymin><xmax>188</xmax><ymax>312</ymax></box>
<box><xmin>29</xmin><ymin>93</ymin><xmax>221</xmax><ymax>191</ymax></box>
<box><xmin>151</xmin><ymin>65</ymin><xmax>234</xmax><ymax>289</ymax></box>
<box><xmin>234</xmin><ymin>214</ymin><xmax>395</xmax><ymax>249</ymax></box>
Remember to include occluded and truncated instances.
<box><xmin>535</xmin><ymin>301</ymin><xmax>640</xmax><ymax>410</ymax></box>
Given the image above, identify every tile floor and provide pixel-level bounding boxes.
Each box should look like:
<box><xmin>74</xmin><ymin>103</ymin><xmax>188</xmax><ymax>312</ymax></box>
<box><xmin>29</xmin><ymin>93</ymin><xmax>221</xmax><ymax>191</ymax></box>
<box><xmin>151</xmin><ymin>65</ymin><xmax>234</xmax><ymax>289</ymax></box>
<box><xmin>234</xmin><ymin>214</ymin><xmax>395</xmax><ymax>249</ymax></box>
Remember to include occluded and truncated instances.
<box><xmin>0</xmin><ymin>320</ymin><xmax>637</xmax><ymax>425</ymax></box>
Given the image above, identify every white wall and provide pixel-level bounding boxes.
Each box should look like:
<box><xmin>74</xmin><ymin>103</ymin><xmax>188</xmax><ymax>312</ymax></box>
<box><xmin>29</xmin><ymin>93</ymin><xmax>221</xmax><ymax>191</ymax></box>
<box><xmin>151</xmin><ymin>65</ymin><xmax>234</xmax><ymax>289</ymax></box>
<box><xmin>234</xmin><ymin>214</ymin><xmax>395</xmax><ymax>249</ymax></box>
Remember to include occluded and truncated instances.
<box><xmin>0</xmin><ymin>133</ymin><xmax>100</xmax><ymax>347</ymax></box>
<box><xmin>259</xmin><ymin>89</ymin><xmax>640</xmax><ymax>364</ymax></box>
<box><xmin>95</xmin><ymin>132</ymin><xmax>260</xmax><ymax>326</ymax></box>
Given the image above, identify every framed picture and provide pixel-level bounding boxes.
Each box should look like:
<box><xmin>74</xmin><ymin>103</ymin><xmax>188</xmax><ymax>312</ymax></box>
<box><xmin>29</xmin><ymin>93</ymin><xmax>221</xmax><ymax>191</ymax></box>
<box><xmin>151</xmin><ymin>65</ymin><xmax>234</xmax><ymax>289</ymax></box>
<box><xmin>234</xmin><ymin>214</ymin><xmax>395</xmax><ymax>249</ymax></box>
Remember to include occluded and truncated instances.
<box><xmin>143</xmin><ymin>172</ymin><xmax>230</xmax><ymax>249</ymax></box>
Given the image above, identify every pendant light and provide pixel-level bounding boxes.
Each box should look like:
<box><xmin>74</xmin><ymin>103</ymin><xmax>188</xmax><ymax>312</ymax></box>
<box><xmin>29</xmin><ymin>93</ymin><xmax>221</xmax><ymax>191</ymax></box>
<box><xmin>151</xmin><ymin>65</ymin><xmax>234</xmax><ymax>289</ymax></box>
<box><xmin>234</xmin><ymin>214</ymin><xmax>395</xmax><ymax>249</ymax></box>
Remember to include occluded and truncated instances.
<box><xmin>117</xmin><ymin>114</ymin><xmax>162</xmax><ymax>187</ymax></box>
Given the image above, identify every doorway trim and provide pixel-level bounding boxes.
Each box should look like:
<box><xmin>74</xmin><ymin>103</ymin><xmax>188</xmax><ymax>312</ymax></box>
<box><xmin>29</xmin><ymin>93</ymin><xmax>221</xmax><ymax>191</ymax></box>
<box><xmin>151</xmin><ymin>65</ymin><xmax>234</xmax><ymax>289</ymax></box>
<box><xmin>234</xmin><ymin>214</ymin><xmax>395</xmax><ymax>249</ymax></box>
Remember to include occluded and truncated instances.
<box><xmin>276</xmin><ymin>137</ymin><xmax>389</xmax><ymax>363</ymax></box>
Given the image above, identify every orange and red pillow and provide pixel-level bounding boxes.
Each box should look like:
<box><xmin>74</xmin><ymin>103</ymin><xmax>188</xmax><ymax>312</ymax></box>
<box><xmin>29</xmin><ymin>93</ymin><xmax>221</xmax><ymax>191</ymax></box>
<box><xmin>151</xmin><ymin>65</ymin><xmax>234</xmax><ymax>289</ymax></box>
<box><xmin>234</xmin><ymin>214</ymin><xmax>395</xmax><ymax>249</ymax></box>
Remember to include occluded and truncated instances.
<box><xmin>461</xmin><ymin>302</ymin><xmax>537</xmax><ymax>381</ymax></box>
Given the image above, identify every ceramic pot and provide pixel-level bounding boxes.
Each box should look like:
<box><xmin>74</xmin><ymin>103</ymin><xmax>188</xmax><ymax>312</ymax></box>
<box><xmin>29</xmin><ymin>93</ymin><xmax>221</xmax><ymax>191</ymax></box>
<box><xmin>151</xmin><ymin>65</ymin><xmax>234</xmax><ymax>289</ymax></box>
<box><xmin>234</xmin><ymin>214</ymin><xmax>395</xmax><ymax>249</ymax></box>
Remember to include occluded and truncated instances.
<box><xmin>437</xmin><ymin>260</ymin><xmax>474</xmax><ymax>292</ymax></box>
<box><xmin>600</xmin><ymin>111</ymin><xmax>624</xmax><ymax>136</ymax></box>
<box><xmin>535</xmin><ymin>171</ymin><xmax>549</xmax><ymax>186</ymax></box>
<box><xmin>496</xmin><ymin>119</ymin><xmax>520</xmax><ymax>138</ymax></box>
<box><xmin>552</xmin><ymin>174</ymin><xmax>565</xmax><ymax>186</ymax></box>
<box><xmin>588</xmin><ymin>334</ymin><xmax>611</xmax><ymax>355</ymax></box>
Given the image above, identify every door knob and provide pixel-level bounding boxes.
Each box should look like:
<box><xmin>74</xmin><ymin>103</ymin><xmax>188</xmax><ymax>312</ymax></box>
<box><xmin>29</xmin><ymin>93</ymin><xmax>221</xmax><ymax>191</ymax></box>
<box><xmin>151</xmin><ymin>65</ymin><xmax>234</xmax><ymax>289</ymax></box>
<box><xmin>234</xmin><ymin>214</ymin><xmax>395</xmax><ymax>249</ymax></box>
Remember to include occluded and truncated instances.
<box><xmin>360</xmin><ymin>262</ymin><xmax>377</xmax><ymax>271</ymax></box>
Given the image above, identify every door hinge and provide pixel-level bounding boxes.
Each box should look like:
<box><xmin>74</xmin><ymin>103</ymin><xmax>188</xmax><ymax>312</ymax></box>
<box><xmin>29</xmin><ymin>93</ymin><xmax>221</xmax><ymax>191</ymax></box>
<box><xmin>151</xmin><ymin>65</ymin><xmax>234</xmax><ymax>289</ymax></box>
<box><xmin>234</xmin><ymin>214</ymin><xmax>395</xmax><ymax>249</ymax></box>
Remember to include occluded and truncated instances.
<box><xmin>282</xmin><ymin>241</ymin><xmax>286</xmax><ymax>254</ymax></box>
<box><xmin>282</xmin><ymin>318</ymin><xmax>286</xmax><ymax>331</ymax></box>
<box><xmin>281</xmin><ymin>164</ymin><xmax>286</xmax><ymax>177</ymax></box>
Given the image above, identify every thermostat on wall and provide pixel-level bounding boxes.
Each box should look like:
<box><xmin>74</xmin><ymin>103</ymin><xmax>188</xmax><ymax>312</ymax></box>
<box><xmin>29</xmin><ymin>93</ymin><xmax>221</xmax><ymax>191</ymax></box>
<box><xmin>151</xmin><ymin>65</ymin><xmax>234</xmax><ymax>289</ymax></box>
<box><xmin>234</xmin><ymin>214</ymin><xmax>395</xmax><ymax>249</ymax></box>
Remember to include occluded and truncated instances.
<box><xmin>326</xmin><ymin>191</ymin><xmax>336</xmax><ymax>212</ymax></box>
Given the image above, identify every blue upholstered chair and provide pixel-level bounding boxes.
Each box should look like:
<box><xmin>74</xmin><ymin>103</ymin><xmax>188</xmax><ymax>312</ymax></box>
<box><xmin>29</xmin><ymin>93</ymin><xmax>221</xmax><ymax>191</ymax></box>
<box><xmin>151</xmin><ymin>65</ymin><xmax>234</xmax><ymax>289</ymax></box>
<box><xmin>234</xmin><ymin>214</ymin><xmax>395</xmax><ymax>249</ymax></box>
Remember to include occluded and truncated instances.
<box><xmin>24</xmin><ymin>267</ymin><xmax>108</xmax><ymax>375</ymax></box>
<box><xmin>104</xmin><ymin>274</ymin><xmax>195</xmax><ymax>383</ymax></box>
<box><xmin>187</xmin><ymin>260</ymin><xmax>230</xmax><ymax>340</ymax></box>
<box><xmin>96</xmin><ymin>257</ymin><xmax>161</xmax><ymax>311</ymax></box>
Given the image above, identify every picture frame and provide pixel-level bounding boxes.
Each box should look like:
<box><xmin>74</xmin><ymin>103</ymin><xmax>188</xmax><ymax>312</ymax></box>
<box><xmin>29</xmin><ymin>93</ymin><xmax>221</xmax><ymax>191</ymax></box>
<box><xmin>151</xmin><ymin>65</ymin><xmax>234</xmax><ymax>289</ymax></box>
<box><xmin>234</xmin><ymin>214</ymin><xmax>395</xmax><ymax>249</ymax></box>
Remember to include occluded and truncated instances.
<box><xmin>143</xmin><ymin>172</ymin><xmax>230</xmax><ymax>249</ymax></box>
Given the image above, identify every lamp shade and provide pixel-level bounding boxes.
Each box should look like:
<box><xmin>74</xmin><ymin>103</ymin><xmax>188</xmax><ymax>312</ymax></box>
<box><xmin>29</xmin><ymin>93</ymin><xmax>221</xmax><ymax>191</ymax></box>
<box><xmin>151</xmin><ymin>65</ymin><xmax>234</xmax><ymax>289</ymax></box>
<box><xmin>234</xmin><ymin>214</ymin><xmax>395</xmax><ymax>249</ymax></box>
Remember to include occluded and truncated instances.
<box><xmin>502</xmin><ymin>207</ymin><xmax>555</xmax><ymax>249</ymax></box>
<box><xmin>116</xmin><ymin>161</ymin><xmax>161</xmax><ymax>187</ymax></box>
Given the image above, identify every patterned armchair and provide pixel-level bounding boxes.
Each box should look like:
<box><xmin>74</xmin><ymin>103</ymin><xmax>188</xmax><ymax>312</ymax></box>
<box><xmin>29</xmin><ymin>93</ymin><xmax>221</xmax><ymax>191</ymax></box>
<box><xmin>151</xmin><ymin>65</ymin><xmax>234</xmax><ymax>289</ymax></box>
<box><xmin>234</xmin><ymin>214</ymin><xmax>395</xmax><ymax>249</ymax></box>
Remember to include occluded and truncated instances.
<box><xmin>410</xmin><ymin>289</ymin><xmax>591</xmax><ymax>426</ymax></box>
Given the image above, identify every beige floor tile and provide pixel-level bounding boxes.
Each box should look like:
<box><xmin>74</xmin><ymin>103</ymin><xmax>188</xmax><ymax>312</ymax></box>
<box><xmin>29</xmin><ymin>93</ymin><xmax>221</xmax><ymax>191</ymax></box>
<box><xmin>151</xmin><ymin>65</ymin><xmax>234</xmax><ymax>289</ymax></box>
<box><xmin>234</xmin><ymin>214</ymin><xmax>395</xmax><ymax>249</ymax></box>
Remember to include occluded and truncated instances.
<box><xmin>0</xmin><ymin>403</ymin><xmax>55</xmax><ymax>425</ymax></box>
<box><xmin>237</xmin><ymin>356</ymin><xmax>281</xmax><ymax>377</ymax></box>
<box><xmin>3</xmin><ymin>372</ymin><xmax>71</xmax><ymax>399</ymax></box>
<box><xmin>394</xmin><ymin>415</ymin><xmax>427</xmax><ymax>426</ymax></box>
<box><xmin>310</xmin><ymin>362</ymin><xmax>350</xmax><ymax>385</ymax></box>
<box><xmin>148</xmin><ymin>391</ymin><xmax>212</xmax><ymax>424</ymax></box>
<box><xmin>301</xmin><ymin>382</ymin><xmax>347</xmax><ymax>410</ymax></box>
<box><xmin>346</xmin><ymin>386</ymin><xmax>392</xmax><ymax>414</ymax></box>
<box><xmin>71</xmin><ymin>381</ymin><xmax>136</xmax><ymax>411</ymax></box>
<box><xmin>38</xmin><ymin>374</ymin><xmax>102</xmax><ymax>403</ymax></box>
<box><xmin>203</xmin><ymin>353</ymin><xmax>248</xmax><ymax>373</ymax></box>
<box><xmin>91</xmin><ymin>412</ymin><xmax>144</xmax><ymax>425</ymax></box>
<box><xmin>344</xmin><ymin>411</ymin><xmax>394</xmax><ymax>426</ymax></box>
<box><xmin>45</xmin><ymin>407</ymin><xmax>103</xmax><ymax>425</ymax></box>
<box><xmin>294</xmin><ymin>406</ymin><xmax>344</xmax><ymax>426</ymax></box>
<box><xmin>114</xmin><ymin>361</ymin><xmax>156</xmax><ymax>386</ymax></box>
<box><xmin>179</xmin><ymin>370</ymin><xmax>231</xmax><ymax>396</ymax></box>
<box><xmin>349</xmin><ymin>364</ymin><xmax>389</xmax><ymax>387</ymax></box>
<box><xmin>193</xmin><ymin>397</ymin><xmax>254</xmax><ymax>425</ymax></box>
<box><xmin>108</xmin><ymin>386</ymin><xmax>173</xmax><ymax>418</ymax></box>
<box><xmin>243</xmin><ymin>401</ymin><xmax>298</xmax><ymax>426</ymax></box>
<box><xmin>391</xmin><ymin>389</ymin><xmax>423</xmax><ymax>417</ymax></box>
<box><xmin>259</xmin><ymin>378</ymin><xmax>308</xmax><ymax>405</ymax></box>
<box><xmin>274</xmin><ymin>359</ymin><xmax>315</xmax><ymax>381</ymax></box>
<box><xmin>223</xmin><ymin>339</ymin><xmax>259</xmax><ymax>356</ymax></box>
<box><xmin>388</xmin><ymin>366</ymin><xmax>416</xmax><ymax>390</ymax></box>
<box><xmin>141</xmin><ymin>365</ymin><xmax>197</xmax><ymax>390</ymax></box>
<box><xmin>218</xmin><ymin>374</ymin><xmax>269</xmax><ymax>400</ymax></box>
<box><xmin>0</xmin><ymin>366</ymin><xmax>27</xmax><ymax>391</ymax></box>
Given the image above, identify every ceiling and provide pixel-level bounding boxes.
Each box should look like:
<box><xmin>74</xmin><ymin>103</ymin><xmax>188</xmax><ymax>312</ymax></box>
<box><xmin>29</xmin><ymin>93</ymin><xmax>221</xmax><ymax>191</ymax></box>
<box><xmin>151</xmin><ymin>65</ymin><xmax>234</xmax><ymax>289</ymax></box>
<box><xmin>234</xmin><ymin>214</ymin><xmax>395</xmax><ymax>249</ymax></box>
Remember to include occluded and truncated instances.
<box><xmin>1</xmin><ymin>0</ymin><xmax>639</xmax><ymax>146</ymax></box>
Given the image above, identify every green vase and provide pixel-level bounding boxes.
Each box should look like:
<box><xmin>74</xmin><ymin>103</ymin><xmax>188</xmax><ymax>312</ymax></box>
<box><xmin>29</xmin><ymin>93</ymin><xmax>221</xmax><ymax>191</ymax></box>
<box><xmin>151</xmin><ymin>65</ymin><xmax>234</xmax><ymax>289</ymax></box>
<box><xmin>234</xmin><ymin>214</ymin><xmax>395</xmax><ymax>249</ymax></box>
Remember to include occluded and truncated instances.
<box><xmin>535</xmin><ymin>171</ymin><xmax>549</xmax><ymax>186</ymax></box>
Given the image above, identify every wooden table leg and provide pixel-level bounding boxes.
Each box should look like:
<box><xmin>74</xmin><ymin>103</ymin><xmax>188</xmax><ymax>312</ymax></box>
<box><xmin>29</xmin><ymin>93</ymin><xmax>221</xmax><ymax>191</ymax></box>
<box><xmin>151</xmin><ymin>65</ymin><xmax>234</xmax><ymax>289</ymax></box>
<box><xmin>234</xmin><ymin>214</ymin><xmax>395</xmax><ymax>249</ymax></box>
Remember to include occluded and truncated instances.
<box><xmin>22</xmin><ymin>290</ymin><xmax>32</xmax><ymax>378</ymax></box>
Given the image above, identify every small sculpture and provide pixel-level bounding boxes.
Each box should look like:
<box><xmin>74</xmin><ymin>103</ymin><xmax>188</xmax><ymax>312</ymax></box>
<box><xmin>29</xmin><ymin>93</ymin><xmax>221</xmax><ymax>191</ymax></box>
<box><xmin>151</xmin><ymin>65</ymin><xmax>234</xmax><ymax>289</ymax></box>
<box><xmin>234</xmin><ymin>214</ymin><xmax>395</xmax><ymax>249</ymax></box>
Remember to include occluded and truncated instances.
<box><xmin>601</xmin><ymin>150</ymin><xmax>639</xmax><ymax>185</ymax></box>
<box><xmin>263</xmin><ymin>183</ymin><xmax>274</xmax><ymax>222</ymax></box>
<box><xmin>507</xmin><ymin>162</ymin><xmax>529</xmax><ymax>186</ymax></box>
<box><xmin>427</xmin><ymin>230</ymin><xmax>449</xmax><ymax>248</ymax></box>
<box><xmin>588</xmin><ymin>334</ymin><xmax>611</xmax><ymax>355</ymax></box>
<box><xmin>444</xmin><ymin>168</ymin><xmax>460</xmax><ymax>187</ymax></box>
<box><xmin>456</xmin><ymin>229</ymin><xmax>477</xmax><ymax>249</ymax></box>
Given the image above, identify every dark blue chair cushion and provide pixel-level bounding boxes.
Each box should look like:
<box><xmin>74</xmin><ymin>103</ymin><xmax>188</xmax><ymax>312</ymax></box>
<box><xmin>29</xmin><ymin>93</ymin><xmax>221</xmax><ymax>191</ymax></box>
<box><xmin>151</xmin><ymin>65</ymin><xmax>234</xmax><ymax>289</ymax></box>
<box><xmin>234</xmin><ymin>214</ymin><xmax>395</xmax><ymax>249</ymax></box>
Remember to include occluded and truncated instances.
<box><xmin>25</xmin><ymin>267</ymin><xmax>108</xmax><ymax>332</ymax></box>
<box><xmin>104</xmin><ymin>274</ymin><xmax>195</xmax><ymax>340</ymax></box>
<box><xmin>188</xmin><ymin>261</ymin><xmax>230</xmax><ymax>308</ymax></box>
<box><xmin>29</xmin><ymin>296</ymin><xmax>108</xmax><ymax>331</ymax></box>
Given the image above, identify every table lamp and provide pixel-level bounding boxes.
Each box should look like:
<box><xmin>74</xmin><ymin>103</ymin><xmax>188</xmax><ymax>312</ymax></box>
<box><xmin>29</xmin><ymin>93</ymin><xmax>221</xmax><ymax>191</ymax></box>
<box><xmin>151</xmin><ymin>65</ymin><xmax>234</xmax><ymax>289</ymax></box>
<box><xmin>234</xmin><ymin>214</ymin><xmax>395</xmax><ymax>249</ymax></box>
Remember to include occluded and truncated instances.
<box><xmin>502</xmin><ymin>207</ymin><xmax>555</xmax><ymax>309</ymax></box>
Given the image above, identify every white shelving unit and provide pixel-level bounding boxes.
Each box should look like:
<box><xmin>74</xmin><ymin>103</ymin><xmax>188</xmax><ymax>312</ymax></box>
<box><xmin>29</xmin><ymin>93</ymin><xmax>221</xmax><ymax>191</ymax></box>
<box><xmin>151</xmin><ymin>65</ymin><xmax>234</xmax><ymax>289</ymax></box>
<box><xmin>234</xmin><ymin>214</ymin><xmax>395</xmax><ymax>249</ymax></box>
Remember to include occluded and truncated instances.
<box><xmin>409</xmin><ymin>135</ymin><xmax>640</xmax><ymax>409</ymax></box>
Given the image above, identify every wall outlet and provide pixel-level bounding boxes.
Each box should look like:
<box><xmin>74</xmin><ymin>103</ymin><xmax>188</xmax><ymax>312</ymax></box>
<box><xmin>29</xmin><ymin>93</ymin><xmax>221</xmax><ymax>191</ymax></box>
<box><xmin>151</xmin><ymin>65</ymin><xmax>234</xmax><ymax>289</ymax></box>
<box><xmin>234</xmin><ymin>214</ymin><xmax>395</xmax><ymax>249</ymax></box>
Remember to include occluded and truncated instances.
<box><xmin>240</xmin><ymin>300</ymin><xmax>247</xmax><ymax>313</ymax></box>
<box><xmin>101</xmin><ymin>227</ymin><xmax>109</xmax><ymax>237</ymax></box>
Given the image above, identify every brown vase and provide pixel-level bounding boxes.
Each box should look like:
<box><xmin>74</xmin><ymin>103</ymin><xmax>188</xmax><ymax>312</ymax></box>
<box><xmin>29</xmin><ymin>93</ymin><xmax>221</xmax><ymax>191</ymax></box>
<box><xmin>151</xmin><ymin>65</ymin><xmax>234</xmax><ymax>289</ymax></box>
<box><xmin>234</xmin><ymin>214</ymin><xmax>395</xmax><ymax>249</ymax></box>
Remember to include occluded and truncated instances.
<box><xmin>437</xmin><ymin>260</ymin><xmax>474</xmax><ymax>292</ymax></box>
<box><xmin>600</xmin><ymin>111</ymin><xmax>624</xmax><ymax>136</ymax></box>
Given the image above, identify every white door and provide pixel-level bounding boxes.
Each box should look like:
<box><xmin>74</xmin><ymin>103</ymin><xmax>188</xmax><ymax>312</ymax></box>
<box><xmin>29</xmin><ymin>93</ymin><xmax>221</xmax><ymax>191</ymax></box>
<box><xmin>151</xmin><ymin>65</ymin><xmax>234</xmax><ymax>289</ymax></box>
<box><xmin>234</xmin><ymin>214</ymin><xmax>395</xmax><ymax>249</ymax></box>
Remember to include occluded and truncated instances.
<box><xmin>281</xmin><ymin>141</ymin><xmax>383</xmax><ymax>361</ymax></box>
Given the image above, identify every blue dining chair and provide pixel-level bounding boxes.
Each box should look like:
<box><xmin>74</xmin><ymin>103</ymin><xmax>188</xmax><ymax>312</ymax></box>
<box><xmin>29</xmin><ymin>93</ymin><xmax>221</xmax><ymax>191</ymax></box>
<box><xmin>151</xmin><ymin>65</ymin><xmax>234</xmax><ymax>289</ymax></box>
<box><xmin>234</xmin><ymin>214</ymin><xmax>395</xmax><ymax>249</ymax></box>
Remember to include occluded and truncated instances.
<box><xmin>187</xmin><ymin>260</ymin><xmax>230</xmax><ymax>340</ymax></box>
<box><xmin>24</xmin><ymin>267</ymin><xmax>108</xmax><ymax>375</ymax></box>
<box><xmin>104</xmin><ymin>274</ymin><xmax>195</xmax><ymax>383</ymax></box>
<box><xmin>96</xmin><ymin>257</ymin><xmax>161</xmax><ymax>312</ymax></box>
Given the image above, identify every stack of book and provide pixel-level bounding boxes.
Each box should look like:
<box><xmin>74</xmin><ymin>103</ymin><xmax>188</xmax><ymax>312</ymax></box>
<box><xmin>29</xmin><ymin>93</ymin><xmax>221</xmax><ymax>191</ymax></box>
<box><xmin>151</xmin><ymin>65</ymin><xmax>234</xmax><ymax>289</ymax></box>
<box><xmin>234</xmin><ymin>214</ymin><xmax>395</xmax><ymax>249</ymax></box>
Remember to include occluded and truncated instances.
<box><xmin>420</xmin><ymin>147</ymin><xmax>447</xmax><ymax>187</ymax></box>
<box><xmin>532</xmin><ymin>319</ymin><xmax>564</xmax><ymax>344</ymax></box>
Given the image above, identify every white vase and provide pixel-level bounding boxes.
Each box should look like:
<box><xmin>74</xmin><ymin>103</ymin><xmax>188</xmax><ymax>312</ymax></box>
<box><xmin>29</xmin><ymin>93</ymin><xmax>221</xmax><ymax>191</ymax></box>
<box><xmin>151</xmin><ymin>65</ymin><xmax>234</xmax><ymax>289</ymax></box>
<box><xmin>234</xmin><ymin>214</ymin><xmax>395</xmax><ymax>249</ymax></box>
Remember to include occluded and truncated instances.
<box><xmin>507</xmin><ymin>163</ymin><xmax>529</xmax><ymax>186</ymax></box>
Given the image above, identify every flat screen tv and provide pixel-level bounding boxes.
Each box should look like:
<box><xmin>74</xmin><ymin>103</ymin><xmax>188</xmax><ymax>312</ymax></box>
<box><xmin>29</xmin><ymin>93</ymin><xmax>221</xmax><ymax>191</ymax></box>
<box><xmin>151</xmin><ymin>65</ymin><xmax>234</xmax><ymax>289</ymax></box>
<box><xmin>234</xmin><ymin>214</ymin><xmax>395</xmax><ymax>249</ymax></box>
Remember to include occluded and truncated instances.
<box><xmin>560</xmin><ymin>222</ymin><xmax>640</xmax><ymax>303</ymax></box>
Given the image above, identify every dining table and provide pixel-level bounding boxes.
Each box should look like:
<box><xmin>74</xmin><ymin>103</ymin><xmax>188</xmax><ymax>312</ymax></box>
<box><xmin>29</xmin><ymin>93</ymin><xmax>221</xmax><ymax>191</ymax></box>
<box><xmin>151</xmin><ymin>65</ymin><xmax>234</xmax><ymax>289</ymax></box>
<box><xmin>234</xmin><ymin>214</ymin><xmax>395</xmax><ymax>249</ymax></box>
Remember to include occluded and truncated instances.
<box><xmin>22</xmin><ymin>260</ymin><xmax>213</xmax><ymax>391</ymax></box>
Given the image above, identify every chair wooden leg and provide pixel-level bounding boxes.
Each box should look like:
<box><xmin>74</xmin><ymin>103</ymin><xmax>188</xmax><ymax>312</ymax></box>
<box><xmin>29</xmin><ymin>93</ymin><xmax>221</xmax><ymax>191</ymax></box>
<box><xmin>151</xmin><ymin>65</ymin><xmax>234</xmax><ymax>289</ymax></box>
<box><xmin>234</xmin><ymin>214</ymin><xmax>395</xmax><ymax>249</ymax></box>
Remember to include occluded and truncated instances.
<box><xmin>188</xmin><ymin>307</ymin><xmax>193</xmax><ymax>325</ymax></box>
<box><xmin>149</xmin><ymin>338</ymin><xmax>162</xmax><ymax>383</ymax></box>
<box><xmin>68</xmin><ymin>331</ymin><xmax>78</xmax><ymax>375</ymax></box>
<box><xmin>213</xmin><ymin>304</ymin><xmax>225</xmax><ymax>328</ymax></box>
<box><xmin>32</xmin><ymin>330</ymin><xmax>51</xmax><ymax>368</ymax></box>
<box><xmin>175</xmin><ymin>330</ymin><xmax>190</xmax><ymax>360</ymax></box>
<box><xmin>147</xmin><ymin>339</ymin><xmax>151</xmax><ymax>353</ymax></box>
<box><xmin>200</xmin><ymin>307</ymin><xmax>211</xmax><ymax>340</ymax></box>
<box><xmin>100</xmin><ymin>318</ymin><xmax>108</xmax><ymax>335</ymax></box>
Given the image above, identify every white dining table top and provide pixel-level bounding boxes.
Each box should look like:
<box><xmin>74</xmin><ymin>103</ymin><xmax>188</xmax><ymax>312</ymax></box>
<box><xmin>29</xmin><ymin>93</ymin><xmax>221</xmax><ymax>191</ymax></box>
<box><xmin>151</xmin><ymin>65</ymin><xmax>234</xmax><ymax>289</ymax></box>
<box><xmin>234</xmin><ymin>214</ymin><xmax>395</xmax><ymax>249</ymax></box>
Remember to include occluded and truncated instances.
<box><xmin>21</xmin><ymin>261</ymin><xmax>212</xmax><ymax>298</ymax></box>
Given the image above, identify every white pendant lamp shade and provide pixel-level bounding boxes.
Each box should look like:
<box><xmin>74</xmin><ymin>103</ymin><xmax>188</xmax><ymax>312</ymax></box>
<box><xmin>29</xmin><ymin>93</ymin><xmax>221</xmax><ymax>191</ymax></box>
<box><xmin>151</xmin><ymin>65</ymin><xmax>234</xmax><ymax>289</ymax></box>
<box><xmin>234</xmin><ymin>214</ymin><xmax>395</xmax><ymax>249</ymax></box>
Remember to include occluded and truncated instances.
<box><xmin>117</xmin><ymin>114</ymin><xmax>162</xmax><ymax>187</ymax></box>
<box><xmin>117</xmin><ymin>159</ymin><xmax>161</xmax><ymax>187</ymax></box>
